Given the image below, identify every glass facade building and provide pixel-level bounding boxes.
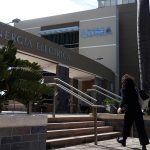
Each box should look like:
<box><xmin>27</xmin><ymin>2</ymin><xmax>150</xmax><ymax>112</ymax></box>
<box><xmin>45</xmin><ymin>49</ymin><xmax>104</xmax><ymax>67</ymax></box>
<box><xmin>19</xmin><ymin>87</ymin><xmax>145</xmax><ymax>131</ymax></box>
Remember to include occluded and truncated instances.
<box><xmin>98</xmin><ymin>0</ymin><xmax>136</xmax><ymax>7</ymax></box>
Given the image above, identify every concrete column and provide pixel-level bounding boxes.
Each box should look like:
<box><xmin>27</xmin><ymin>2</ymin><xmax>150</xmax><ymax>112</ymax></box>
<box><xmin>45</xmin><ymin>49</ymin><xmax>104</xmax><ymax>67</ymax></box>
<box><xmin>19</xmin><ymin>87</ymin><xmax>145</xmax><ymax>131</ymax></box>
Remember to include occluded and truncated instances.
<box><xmin>94</xmin><ymin>76</ymin><xmax>105</xmax><ymax>112</ymax></box>
<box><xmin>78</xmin><ymin>79</ymin><xmax>82</xmax><ymax>113</ymax></box>
<box><xmin>72</xmin><ymin>78</ymin><xmax>79</xmax><ymax>113</ymax></box>
<box><xmin>56</xmin><ymin>64</ymin><xmax>70</xmax><ymax>113</ymax></box>
<box><xmin>70</xmin><ymin>78</ymin><xmax>74</xmax><ymax>113</ymax></box>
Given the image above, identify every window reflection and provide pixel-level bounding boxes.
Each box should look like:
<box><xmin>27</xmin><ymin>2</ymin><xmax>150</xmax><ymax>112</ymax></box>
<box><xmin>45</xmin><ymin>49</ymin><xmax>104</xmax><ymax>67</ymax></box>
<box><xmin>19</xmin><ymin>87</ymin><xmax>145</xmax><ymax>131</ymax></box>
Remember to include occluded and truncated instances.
<box><xmin>98</xmin><ymin>0</ymin><xmax>135</xmax><ymax>7</ymax></box>
<box><xmin>111</xmin><ymin>0</ymin><xmax>117</xmax><ymax>6</ymax></box>
<box><xmin>122</xmin><ymin>0</ymin><xmax>129</xmax><ymax>4</ymax></box>
<box><xmin>105</xmin><ymin>0</ymin><xmax>111</xmax><ymax>6</ymax></box>
<box><xmin>129</xmin><ymin>0</ymin><xmax>135</xmax><ymax>3</ymax></box>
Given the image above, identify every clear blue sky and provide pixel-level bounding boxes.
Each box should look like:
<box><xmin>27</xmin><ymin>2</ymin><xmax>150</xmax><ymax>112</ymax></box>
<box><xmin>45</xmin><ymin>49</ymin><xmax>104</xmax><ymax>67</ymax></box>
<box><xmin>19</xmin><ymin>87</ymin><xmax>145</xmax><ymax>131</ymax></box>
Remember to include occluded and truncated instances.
<box><xmin>0</xmin><ymin>0</ymin><xmax>97</xmax><ymax>23</ymax></box>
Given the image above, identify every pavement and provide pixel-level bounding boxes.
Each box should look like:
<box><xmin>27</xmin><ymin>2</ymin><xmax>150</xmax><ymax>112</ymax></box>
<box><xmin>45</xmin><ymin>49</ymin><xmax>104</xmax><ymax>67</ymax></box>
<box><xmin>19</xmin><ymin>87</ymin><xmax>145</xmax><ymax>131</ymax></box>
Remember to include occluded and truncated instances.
<box><xmin>56</xmin><ymin>138</ymin><xmax>150</xmax><ymax>150</ymax></box>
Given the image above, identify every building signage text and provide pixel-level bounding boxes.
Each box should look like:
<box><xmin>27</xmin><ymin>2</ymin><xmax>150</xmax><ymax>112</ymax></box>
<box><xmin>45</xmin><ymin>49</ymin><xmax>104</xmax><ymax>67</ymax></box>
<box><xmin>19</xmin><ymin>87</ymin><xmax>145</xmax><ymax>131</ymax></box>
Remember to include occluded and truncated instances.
<box><xmin>0</xmin><ymin>23</ymin><xmax>70</xmax><ymax>61</ymax></box>
<box><xmin>80</xmin><ymin>27</ymin><xmax>112</xmax><ymax>38</ymax></box>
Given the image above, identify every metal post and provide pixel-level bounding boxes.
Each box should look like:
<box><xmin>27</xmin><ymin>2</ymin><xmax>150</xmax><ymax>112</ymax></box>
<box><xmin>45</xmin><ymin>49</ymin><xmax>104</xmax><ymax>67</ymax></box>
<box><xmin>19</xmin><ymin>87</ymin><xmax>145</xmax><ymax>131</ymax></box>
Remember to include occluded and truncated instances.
<box><xmin>93</xmin><ymin>106</ymin><xmax>98</xmax><ymax>145</ymax></box>
<box><xmin>53</xmin><ymin>84</ymin><xmax>57</xmax><ymax>118</ymax></box>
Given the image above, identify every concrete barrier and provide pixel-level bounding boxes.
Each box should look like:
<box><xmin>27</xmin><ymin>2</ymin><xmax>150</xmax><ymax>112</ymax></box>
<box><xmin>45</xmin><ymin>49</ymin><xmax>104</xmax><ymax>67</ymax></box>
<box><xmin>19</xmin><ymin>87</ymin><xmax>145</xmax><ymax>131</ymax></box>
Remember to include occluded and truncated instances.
<box><xmin>0</xmin><ymin>114</ymin><xmax>47</xmax><ymax>150</ymax></box>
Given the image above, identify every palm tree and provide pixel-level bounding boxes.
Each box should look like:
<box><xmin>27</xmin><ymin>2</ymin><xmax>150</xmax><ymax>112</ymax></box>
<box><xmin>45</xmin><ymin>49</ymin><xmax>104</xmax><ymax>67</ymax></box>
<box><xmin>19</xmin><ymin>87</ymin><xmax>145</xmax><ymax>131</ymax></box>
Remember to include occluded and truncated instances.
<box><xmin>0</xmin><ymin>40</ymin><xmax>53</xmax><ymax>114</ymax></box>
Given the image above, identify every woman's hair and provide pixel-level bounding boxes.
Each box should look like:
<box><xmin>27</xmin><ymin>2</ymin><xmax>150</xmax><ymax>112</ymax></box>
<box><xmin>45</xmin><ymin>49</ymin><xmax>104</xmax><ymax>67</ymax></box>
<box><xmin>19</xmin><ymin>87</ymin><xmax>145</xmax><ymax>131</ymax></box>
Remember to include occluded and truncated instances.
<box><xmin>121</xmin><ymin>74</ymin><xmax>135</xmax><ymax>89</ymax></box>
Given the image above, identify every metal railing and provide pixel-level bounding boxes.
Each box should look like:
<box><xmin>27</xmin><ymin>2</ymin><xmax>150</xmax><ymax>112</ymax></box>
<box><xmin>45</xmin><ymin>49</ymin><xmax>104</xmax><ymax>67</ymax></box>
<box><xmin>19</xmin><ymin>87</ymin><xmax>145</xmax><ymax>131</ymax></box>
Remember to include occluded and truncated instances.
<box><xmin>47</xmin><ymin>78</ymin><xmax>105</xmax><ymax>145</ymax></box>
<box><xmin>55</xmin><ymin>78</ymin><xmax>98</xmax><ymax>103</ymax></box>
<box><xmin>87</xmin><ymin>84</ymin><xmax>122</xmax><ymax>103</ymax></box>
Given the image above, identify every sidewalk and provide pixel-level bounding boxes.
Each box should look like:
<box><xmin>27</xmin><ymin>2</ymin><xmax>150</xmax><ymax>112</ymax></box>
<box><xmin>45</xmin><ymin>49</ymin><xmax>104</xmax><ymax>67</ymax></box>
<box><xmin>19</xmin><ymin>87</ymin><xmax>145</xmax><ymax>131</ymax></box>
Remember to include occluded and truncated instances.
<box><xmin>56</xmin><ymin>138</ymin><xmax>150</xmax><ymax>150</ymax></box>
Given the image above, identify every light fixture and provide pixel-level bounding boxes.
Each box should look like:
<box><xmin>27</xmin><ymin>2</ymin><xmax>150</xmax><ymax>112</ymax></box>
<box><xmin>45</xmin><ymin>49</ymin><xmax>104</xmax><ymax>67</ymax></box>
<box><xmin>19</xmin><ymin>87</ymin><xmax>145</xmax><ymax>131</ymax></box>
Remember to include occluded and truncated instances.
<box><xmin>95</xmin><ymin>57</ymin><xmax>103</xmax><ymax>60</ymax></box>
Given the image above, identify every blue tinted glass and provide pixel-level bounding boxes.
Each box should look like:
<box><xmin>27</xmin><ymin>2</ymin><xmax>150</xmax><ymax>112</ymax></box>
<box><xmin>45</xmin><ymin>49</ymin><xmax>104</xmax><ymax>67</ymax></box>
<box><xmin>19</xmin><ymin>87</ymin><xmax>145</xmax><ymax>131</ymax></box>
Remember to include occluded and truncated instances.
<box><xmin>117</xmin><ymin>0</ymin><xmax>122</xmax><ymax>4</ymax></box>
<box><xmin>111</xmin><ymin>0</ymin><xmax>117</xmax><ymax>5</ymax></box>
<box><xmin>129</xmin><ymin>0</ymin><xmax>135</xmax><ymax>3</ymax></box>
<box><xmin>105</xmin><ymin>0</ymin><xmax>111</xmax><ymax>6</ymax></box>
<box><xmin>122</xmin><ymin>0</ymin><xmax>128</xmax><ymax>4</ymax></box>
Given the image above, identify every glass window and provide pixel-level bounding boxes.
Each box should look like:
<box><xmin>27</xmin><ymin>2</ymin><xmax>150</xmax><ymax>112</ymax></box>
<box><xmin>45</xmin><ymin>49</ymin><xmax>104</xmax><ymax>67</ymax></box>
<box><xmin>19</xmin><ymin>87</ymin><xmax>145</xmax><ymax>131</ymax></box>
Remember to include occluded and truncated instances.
<box><xmin>42</xmin><ymin>31</ymin><xmax>79</xmax><ymax>49</ymax></box>
<box><xmin>122</xmin><ymin>0</ymin><xmax>129</xmax><ymax>4</ymax></box>
<box><xmin>105</xmin><ymin>0</ymin><xmax>111</xmax><ymax>6</ymax></box>
<box><xmin>117</xmin><ymin>0</ymin><xmax>123</xmax><ymax>5</ymax></box>
<box><xmin>111</xmin><ymin>0</ymin><xmax>117</xmax><ymax>5</ymax></box>
<box><xmin>98</xmin><ymin>0</ymin><xmax>105</xmax><ymax>7</ymax></box>
<box><xmin>128</xmin><ymin>0</ymin><xmax>135</xmax><ymax>3</ymax></box>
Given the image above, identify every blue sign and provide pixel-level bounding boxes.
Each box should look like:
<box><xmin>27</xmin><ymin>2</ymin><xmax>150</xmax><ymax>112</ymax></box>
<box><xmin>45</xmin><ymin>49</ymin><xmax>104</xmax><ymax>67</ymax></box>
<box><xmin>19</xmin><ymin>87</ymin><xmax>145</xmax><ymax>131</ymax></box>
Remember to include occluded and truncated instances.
<box><xmin>80</xmin><ymin>27</ymin><xmax>112</xmax><ymax>38</ymax></box>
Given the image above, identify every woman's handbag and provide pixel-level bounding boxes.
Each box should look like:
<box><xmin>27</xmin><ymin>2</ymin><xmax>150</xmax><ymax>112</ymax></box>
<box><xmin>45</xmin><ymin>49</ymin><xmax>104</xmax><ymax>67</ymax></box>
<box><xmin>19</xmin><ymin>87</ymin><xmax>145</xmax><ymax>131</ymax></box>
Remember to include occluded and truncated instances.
<box><xmin>139</xmin><ymin>90</ymin><xmax>150</xmax><ymax>100</ymax></box>
<box><xmin>138</xmin><ymin>89</ymin><xmax>150</xmax><ymax>110</ymax></box>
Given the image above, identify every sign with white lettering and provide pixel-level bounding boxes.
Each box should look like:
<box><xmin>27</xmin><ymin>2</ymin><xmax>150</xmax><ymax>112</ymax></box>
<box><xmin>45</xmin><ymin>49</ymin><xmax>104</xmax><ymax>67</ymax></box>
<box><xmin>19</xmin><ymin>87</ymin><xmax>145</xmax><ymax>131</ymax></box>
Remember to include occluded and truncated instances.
<box><xmin>80</xmin><ymin>27</ymin><xmax>112</xmax><ymax>38</ymax></box>
<box><xmin>0</xmin><ymin>22</ymin><xmax>70</xmax><ymax>61</ymax></box>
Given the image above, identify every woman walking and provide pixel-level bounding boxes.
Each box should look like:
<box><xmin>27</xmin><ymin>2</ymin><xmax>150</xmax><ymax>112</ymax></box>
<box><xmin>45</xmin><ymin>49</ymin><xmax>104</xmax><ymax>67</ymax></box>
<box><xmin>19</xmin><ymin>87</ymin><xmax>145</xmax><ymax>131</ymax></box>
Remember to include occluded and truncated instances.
<box><xmin>117</xmin><ymin>74</ymin><xmax>149</xmax><ymax>150</ymax></box>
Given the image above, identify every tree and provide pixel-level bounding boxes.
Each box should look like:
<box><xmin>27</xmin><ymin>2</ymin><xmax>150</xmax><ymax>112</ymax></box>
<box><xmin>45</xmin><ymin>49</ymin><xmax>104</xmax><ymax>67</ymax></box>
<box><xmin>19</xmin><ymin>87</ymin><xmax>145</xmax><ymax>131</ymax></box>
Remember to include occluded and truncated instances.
<box><xmin>0</xmin><ymin>40</ymin><xmax>53</xmax><ymax>114</ymax></box>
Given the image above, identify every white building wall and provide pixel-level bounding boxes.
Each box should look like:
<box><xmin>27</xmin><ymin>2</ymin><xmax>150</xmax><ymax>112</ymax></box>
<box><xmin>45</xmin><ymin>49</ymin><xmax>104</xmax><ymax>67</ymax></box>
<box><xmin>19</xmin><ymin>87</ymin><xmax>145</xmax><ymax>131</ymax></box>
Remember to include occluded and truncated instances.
<box><xmin>79</xmin><ymin>6</ymin><xmax>119</xmax><ymax>74</ymax></box>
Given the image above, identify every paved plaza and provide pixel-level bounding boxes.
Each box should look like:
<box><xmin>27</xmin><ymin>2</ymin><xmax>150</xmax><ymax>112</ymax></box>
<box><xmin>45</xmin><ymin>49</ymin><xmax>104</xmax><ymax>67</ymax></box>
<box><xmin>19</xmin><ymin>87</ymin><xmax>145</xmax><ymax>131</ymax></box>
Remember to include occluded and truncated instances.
<box><xmin>56</xmin><ymin>138</ymin><xmax>150</xmax><ymax>150</ymax></box>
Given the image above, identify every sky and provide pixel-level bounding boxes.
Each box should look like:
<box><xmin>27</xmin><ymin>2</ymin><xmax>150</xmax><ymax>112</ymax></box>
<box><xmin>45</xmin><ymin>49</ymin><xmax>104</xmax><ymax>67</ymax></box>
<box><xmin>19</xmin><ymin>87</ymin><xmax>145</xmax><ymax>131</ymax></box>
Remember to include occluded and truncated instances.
<box><xmin>0</xmin><ymin>0</ymin><xmax>98</xmax><ymax>24</ymax></box>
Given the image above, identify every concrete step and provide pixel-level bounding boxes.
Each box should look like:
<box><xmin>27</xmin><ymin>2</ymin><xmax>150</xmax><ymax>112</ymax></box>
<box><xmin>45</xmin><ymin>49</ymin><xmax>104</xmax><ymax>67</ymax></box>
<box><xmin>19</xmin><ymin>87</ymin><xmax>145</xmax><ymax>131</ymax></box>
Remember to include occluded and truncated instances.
<box><xmin>48</xmin><ymin>116</ymin><xmax>94</xmax><ymax>123</ymax></box>
<box><xmin>47</xmin><ymin>121</ymin><xmax>105</xmax><ymax>130</ymax></box>
<box><xmin>47</xmin><ymin>126</ymin><xmax>113</xmax><ymax>139</ymax></box>
<box><xmin>46</xmin><ymin>132</ymin><xmax>120</xmax><ymax>149</ymax></box>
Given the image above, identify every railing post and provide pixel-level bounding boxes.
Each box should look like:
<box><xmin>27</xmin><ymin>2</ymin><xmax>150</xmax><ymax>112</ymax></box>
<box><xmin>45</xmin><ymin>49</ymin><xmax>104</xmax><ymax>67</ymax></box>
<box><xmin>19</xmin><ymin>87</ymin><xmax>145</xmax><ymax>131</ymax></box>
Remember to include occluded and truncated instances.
<box><xmin>53</xmin><ymin>84</ymin><xmax>57</xmax><ymax>118</ymax></box>
<box><xmin>93</xmin><ymin>106</ymin><xmax>98</xmax><ymax>145</ymax></box>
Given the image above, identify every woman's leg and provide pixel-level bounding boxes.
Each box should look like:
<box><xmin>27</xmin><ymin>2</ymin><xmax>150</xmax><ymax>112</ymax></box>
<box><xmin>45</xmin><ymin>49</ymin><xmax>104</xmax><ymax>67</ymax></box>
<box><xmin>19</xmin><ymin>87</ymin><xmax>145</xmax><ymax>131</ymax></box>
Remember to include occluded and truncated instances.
<box><xmin>134</xmin><ymin>112</ymin><xmax>149</xmax><ymax>146</ymax></box>
<box><xmin>117</xmin><ymin>112</ymin><xmax>134</xmax><ymax>146</ymax></box>
<box><xmin>122</xmin><ymin>112</ymin><xmax>134</xmax><ymax>139</ymax></box>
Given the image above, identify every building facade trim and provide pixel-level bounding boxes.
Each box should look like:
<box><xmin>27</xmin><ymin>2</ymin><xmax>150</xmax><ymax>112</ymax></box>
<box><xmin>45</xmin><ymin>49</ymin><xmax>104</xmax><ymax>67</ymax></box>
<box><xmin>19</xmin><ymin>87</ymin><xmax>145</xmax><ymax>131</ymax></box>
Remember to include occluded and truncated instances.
<box><xmin>80</xmin><ymin>15</ymin><xmax>116</xmax><ymax>23</ymax></box>
<box><xmin>79</xmin><ymin>44</ymin><xmax>116</xmax><ymax>49</ymax></box>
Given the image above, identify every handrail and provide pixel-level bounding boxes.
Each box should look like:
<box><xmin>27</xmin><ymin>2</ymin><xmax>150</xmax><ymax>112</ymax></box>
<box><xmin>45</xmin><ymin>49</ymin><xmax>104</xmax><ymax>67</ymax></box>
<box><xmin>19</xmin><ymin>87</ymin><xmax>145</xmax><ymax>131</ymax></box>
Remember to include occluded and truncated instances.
<box><xmin>57</xmin><ymin>84</ymin><xmax>104</xmax><ymax>108</ymax></box>
<box><xmin>92</xmin><ymin>84</ymin><xmax>122</xmax><ymax>100</ymax></box>
<box><xmin>47</xmin><ymin>80</ymin><xmax>106</xmax><ymax>145</ymax></box>
<box><xmin>87</xmin><ymin>89</ymin><xmax>120</xmax><ymax>103</ymax></box>
<box><xmin>47</xmin><ymin>83</ymin><xmax>105</xmax><ymax>109</ymax></box>
<box><xmin>48</xmin><ymin>79</ymin><xmax>123</xmax><ymax>146</ymax></box>
<box><xmin>54</xmin><ymin>78</ymin><xmax>97</xmax><ymax>103</ymax></box>
<box><xmin>57</xmin><ymin>84</ymin><xmax>95</xmax><ymax>106</ymax></box>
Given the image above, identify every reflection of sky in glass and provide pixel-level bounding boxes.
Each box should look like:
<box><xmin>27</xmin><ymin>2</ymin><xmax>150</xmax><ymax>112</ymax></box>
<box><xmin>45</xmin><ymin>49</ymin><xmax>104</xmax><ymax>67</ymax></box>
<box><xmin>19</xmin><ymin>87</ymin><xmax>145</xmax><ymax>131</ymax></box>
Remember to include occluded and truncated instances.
<box><xmin>122</xmin><ymin>0</ymin><xmax>128</xmax><ymax>4</ymax></box>
<box><xmin>129</xmin><ymin>0</ymin><xmax>136</xmax><ymax>3</ymax></box>
<box><xmin>111</xmin><ymin>0</ymin><xmax>117</xmax><ymax>5</ymax></box>
<box><xmin>99</xmin><ymin>0</ymin><xmax>136</xmax><ymax>6</ymax></box>
<box><xmin>105</xmin><ymin>0</ymin><xmax>111</xmax><ymax>6</ymax></box>
<box><xmin>117</xmin><ymin>0</ymin><xmax>122</xmax><ymax>4</ymax></box>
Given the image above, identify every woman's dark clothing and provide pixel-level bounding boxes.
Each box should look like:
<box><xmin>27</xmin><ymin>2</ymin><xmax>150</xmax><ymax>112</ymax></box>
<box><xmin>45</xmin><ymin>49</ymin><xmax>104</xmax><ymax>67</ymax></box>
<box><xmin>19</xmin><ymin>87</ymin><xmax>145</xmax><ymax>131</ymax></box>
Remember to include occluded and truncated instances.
<box><xmin>120</xmin><ymin>87</ymin><xmax>149</xmax><ymax>146</ymax></box>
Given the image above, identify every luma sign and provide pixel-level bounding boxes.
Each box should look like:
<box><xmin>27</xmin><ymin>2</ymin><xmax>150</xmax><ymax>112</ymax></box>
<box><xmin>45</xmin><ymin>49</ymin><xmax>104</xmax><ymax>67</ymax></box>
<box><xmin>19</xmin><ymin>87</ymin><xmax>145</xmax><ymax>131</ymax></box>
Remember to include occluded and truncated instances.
<box><xmin>80</xmin><ymin>27</ymin><xmax>112</xmax><ymax>38</ymax></box>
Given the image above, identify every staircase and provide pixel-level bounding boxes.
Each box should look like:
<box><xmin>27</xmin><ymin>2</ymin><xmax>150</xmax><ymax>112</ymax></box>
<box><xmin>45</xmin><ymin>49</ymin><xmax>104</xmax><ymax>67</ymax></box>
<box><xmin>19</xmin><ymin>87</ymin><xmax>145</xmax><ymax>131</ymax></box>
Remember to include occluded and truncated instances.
<box><xmin>46</xmin><ymin>116</ymin><xmax>120</xmax><ymax>149</ymax></box>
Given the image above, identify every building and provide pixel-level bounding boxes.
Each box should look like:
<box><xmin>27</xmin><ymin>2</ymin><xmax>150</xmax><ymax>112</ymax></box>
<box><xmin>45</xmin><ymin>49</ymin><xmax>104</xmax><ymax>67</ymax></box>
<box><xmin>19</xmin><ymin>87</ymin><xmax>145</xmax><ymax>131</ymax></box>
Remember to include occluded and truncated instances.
<box><xmin>1</xmin><ymin>0</ymin><xmax>143</xmax><ymax>112</ymax></box>
<box><xmin>0</xmin><ymin>21</ymin><xmax>114</xmax><ymax>113</ymax></box>
<box><xmin>15</xmin><ymin>0</ymin><xmax>139</xmax><ymax>89</ymax></box>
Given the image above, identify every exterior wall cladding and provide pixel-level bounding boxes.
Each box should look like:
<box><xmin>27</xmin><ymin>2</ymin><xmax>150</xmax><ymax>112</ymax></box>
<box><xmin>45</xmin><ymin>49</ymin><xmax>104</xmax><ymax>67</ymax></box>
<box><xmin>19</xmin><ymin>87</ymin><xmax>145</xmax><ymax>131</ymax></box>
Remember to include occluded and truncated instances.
<box><xmin>0</xmin><ymin>126</ymin><xmax>46</xmax><ymax>150</ymax></box>
<box><xmin>118</xmin><ymin>3</ymin><xmax>140</xmax><ymax>88</ymax></box>
<box><xmin>137</xmin><ymin>0</ymin><xmax>150</xmax><ymax>92</ymax></box>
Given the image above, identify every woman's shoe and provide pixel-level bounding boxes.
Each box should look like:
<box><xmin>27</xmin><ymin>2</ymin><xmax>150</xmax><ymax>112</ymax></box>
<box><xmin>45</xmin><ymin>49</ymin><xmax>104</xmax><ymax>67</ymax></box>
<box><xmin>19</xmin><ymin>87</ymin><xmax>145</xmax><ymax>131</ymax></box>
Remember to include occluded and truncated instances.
<box><xmin>142</xmin><ymin>145</ymin><xmax>147</xmax><ymax>150</ymax></box>
<box><xmin>116</xmin><ymin>137</ymin><xmax>126</xmax><ymax>146</ymax></box>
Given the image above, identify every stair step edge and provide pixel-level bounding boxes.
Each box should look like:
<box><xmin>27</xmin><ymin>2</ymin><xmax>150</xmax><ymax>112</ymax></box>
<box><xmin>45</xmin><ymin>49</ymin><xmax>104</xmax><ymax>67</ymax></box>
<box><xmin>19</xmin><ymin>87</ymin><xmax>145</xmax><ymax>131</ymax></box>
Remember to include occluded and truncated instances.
<box><xmin>46</xmin><ymin>132</ymin><xmax>120</xmax><ymax>142</ymax></box>
<box><xmin>47</xmin><ymin>120</ymin><xmax>104</xmax><ymax>125</ymax></box>
<box><xmin>47</xmin><ymin>126</ymin><xmax>112</xmax><ymax>133</ymax></box>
